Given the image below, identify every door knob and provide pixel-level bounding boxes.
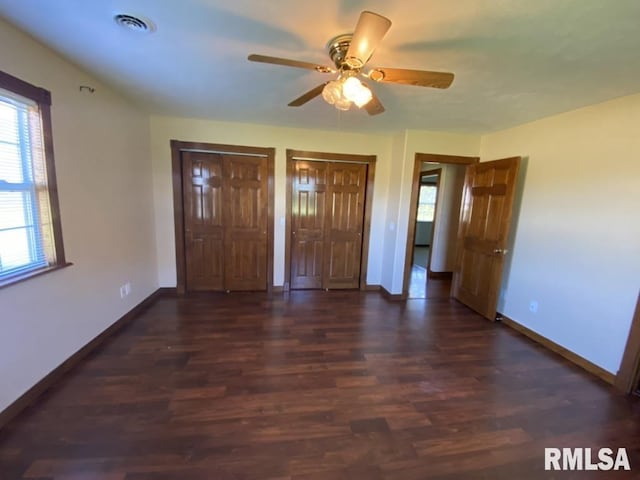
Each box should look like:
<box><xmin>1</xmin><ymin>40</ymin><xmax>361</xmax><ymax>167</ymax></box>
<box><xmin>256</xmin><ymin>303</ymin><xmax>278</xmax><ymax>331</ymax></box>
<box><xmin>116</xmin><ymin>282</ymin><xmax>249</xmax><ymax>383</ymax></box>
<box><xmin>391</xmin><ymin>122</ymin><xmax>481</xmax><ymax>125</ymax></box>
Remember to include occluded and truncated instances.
<box><xmin>493</xmin><ymin>248</ymin><xmax>508</xmax><ymax>255</ymax></box>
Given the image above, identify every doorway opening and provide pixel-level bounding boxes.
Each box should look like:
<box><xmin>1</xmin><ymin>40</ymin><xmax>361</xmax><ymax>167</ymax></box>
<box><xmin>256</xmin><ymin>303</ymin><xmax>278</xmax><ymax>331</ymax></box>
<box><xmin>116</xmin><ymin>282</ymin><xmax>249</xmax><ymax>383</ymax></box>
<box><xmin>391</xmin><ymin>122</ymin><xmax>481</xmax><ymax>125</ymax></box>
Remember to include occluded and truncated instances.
<box><xmin>408</xmin><ymin>170</ymin><xmax>440</xmax><ymax>298</ymax></box>
<box><xmin>403</xmin><ymin>153</ymin><xmax>479</xmax><ymax>299</ymax></box>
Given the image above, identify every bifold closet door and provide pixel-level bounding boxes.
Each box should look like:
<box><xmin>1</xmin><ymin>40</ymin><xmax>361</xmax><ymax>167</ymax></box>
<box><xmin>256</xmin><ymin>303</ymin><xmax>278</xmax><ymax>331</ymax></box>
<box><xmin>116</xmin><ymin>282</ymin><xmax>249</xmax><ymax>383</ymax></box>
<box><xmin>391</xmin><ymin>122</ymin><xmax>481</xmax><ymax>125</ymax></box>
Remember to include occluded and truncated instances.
<box><xmin>223</xmin><ymin>154</ymin><xmax>268</xmax><ymax>291</ymax></box>
<box><xmin>290</xmin><ymin>160</ymin><xmax>328</xmax><ymax>289</ymax></box>
<box><xmin>290</xmin><ymin>160</ymin><xmax>367</xmax><ymax>290</ymax></box>
<box><xmin>324</xmin><ymin>162</ymin><xmax>367</xmax><ymax>289</ymax></box>
<box><xmin>182</xmin><ymin>151</ymin><xmax>268</xmax><ymax>291</ymax></box>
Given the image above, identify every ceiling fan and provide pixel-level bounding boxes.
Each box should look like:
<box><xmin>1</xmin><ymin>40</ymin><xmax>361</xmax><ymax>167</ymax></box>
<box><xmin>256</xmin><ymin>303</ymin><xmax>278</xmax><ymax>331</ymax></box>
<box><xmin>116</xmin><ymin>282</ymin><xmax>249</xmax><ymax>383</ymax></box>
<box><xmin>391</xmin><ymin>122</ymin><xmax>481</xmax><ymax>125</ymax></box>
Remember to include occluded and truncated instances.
<box><xmin>248</xmin><ymin>11</ymin><xmax>454</xmax><ymax>115</ymax></box>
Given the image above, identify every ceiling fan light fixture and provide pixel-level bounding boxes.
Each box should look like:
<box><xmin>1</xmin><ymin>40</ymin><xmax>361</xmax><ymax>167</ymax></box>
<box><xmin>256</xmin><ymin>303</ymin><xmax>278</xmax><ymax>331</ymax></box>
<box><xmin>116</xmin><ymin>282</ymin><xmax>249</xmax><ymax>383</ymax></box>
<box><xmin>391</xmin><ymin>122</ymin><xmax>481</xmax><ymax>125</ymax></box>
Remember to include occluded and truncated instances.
<box><xmin>322</xmin><ymin>80</ymin><xmax>342</xmax><ymax>105</ymax></box>
<box><xmin>342</xmin><ymin>76</ymin><xmax>361</xmax><ymax>97</ymax></box>
<box><xmin>321</xmin><ymin>75</ymin><xmax>372</xmax><ymax>111</ymax></box>
<box><xmin>334</xmin><ymin>96</ymin><xmax>352</xmax><ymax>111</ymax></box>
<box><xmin>248</xmin><ymin>10</ymin><xmax>454</xmax><ymax>116</ymax></box>
<box><xmin>342</xmin><ymin>76</ymin><xmax>372</xmax><ymax>107</ymax></box>
<box><xmin>353</xmin><ymin>87</ymin><xmax>373</xmax><ymax>108</ymax></box>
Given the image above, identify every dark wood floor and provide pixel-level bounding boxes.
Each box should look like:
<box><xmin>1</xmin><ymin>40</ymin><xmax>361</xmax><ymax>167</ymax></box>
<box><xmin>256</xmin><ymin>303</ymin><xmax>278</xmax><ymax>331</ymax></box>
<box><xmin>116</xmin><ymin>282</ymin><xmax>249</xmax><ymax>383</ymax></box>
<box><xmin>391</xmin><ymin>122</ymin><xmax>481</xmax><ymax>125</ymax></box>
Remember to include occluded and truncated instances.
<box><xmin>2</xmin><ymin>286</ymin><xmax>640</xmax><ymax>479</ymax></box>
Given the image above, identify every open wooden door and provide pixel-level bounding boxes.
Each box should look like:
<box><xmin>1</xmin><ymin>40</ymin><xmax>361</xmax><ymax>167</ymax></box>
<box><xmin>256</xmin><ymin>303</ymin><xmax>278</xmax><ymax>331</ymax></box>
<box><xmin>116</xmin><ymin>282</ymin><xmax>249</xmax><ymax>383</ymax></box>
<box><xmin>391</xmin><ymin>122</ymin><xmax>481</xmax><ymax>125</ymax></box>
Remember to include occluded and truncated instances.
<box><xmin>452</xmin><ymin>157</ymin><xmax>521</xmax><ymax>320</ymax></box>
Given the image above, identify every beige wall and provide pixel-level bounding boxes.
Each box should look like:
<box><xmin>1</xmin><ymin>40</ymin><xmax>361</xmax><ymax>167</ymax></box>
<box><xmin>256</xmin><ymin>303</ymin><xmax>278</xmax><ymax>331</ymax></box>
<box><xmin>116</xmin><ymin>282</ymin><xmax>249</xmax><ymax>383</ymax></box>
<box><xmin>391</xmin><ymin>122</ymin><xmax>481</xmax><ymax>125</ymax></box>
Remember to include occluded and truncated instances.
<box><xmin>149</xmin><ymin>116</ymin><xmax>395</xmax><ymax>288</ymax></box>
<box><xmin>480</xmin><ymin>93</ymin><xmax>640</xmax><ymax>374</ymax></box>
<box><xmin>0</xmin><ymin>20</ymin><xmax>157</xmax><ymax>411</ymax></box>
<box><xmin>385</xmin><ymin>131</ymin><xmax>481</xmax><ymax>292</ymax></box>
<box><xmin>149</xmin><ymin>119</ymin><xmax>481</xmax><ymax>293</ymax></box>
<box><xmin>429</xmin><ymin>163</ymin><xmax>466</xmax><ymax>273</ymax></box>
<box><xmin>380</xmin><ymin>132</ymin><xmax>408</xmax><ymax>290</ymax></box>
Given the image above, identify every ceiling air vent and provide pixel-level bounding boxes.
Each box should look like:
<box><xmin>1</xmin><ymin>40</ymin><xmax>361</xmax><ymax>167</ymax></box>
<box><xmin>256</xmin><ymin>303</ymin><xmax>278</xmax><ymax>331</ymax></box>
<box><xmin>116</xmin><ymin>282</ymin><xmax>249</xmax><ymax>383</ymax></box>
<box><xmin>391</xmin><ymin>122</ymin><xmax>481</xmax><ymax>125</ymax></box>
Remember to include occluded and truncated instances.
<box><xmin>114</xmin><ymin>14</ymin><xmax>155</xmax><ymax>33</ymax></box>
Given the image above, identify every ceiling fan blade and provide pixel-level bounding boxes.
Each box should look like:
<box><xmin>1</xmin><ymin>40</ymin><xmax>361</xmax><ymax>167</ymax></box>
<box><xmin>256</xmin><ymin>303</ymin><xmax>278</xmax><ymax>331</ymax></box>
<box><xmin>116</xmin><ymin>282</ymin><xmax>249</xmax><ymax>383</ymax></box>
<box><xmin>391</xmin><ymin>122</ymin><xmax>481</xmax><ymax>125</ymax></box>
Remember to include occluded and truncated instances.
<box><xmin>369</xmin><ymin>67</ymin><xmax>454</xmax><ymax>89</ymax></box>
<box><xmin>248</xmin><ymin>54</ymin><xmax>335</xmax><ymax>73</ymax></box>
<box><xmin>364</xmin><ymin>90</ymin><xmax>385</xmax><ymax>116</ymax></box>
<box><xmin>288</xmin><ymin>83</ymin><xmax>328</xmax><ymax>107</ymax></box>
<box><xmin>345</xmin><ymin>11</ymin><xmax>392</xmax><ymax>69</ymax></box>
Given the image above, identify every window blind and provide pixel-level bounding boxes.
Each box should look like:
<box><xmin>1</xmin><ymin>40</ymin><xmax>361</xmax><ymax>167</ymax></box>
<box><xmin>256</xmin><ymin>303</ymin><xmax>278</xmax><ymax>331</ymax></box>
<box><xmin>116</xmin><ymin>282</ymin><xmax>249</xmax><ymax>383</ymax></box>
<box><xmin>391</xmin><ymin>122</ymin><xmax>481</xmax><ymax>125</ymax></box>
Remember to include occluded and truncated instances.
<box><xmin>0</xmin><ymin>88</ymin><xmax>55</xmax><ymax>280</ymax></box>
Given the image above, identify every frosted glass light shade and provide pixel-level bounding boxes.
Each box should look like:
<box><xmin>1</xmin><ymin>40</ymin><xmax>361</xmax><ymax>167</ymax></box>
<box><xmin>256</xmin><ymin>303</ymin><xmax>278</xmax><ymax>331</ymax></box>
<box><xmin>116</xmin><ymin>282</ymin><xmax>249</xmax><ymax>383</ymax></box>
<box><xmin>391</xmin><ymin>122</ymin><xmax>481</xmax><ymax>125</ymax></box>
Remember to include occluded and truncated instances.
<box><xmin>342</xmin><ymin>77</ymin><xmax>362</xmax><ymax>99</ymax></box>
<box><xmin>334</xmin><ymin>96</ymin><xmax>352</xmax><ymax>111</ymax></box>
<box><xmin>342</xmin><ymin>77</ymin><xmax>373</xmax><ymax>108</ymax></box>
<box><xmin>322</xmin><ymin>80</ymin><xmax>342</xmax><ymax>105</ymax></box>
<box><xmin>322</xmin><ymin>76</ymin><xmax>371</xmax><ymax>111</ymax></box>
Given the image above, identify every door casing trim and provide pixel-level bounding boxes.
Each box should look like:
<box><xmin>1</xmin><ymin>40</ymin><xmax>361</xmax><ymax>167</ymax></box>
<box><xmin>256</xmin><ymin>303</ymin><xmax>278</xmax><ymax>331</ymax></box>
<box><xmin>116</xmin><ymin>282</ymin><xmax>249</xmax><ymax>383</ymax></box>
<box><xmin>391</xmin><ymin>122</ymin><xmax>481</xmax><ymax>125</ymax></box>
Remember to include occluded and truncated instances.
<box><xmin>402</xmin><ymin>153</ymin><xmax>479</xmax><ymax>298</ymax></box>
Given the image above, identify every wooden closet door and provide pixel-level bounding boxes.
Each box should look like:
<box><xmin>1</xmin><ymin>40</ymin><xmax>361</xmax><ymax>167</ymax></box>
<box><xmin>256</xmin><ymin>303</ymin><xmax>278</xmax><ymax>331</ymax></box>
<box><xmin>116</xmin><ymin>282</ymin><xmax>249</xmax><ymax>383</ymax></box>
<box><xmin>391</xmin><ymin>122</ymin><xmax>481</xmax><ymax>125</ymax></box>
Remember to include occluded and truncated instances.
<box><xmin>223</xmin><ymin>154</ymin><xmax>268</xmax><ymax>291</ymax></box>
<box><xmin>324</xmin><ymin>163</ymin><xmax>367</xmax><ymax>289</ymax></box>
<box><xmin>289</xmin><ymin>159</ymin><xmax>368</xmax><ymax>290</ymax></box>
<box><xmin>182</xmin><ymin>152</ymin><xmax>224</xmax><ymax>291</ymax></box>
<box><xmin>290</xmin><ymin>160</ymin><xmax>328</xmax><ymax>289</ymax></box>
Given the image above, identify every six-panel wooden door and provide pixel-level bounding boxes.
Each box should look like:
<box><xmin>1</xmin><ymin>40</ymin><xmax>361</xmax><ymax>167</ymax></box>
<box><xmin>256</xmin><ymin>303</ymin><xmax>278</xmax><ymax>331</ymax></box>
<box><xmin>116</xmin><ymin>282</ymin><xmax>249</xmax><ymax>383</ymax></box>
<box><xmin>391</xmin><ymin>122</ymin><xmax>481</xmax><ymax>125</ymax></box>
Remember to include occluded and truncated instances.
<box><xmin>451</xmin><ymin>156</ymin><xmax>521</xmax><ymax>319</ymax></box>
<box><xmin>290</xmin><ymin>159</ymin><xmax>368</xmax><ymax>290</ymax></box>
<box><xmin>325</xmin><ymin>162</ymin><xmax>368</xmax><ymax>289</ymax></box>
<box><xmin>223</xmin><ymin>155</ymin><xmax>268</xmax><ymax>291</ymax></box>
<box><xmin>290</xmin><ymin>160</ymin><xmax>328</xmax><ymax>289</ymax></box>
<box><xmin>182</xmin><ymin>151</ymin><xmax>268</xmax><ymax>291</ymax></box>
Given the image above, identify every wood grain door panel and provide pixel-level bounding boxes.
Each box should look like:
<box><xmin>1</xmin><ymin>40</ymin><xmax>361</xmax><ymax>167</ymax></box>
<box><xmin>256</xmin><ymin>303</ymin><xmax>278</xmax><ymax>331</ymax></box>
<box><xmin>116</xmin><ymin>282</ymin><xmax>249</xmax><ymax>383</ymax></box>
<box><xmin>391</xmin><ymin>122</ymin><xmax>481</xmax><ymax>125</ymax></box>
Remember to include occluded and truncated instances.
<box><xmin>452</xmin><ymin>157</ymin><xmax>521</xmax><ymax>319</ymax></box>
<box><xmin>223</xmin><ymin>155</ymin><xmax>268</xmax><ymax>291</ymax></box>
<box><xmin>326</xmin><ymin>238</ymin><xmax>361</xmax><ymax>287</ymax></box>
<box><xmin>324</xmin><ymin>163</ymin><xmax>367</xmax><ymax>289</ymax></box>
<box><xmin>181</xmin><ymin>151</ymin><xmax>268</xmax><ymax>292</ymax></box>
<box><xmin>184</xmin><ymin>236</ymin><xmax>224</xmax><ymax>291</ymax></box>
<box><xmin>289</xmin><ymin>159</ymin><xmax>368</xmax><ymax>290</ymax></box>
<box><xmin>290</xmin><ymin>161</ymin><xmax>327</xmax><ymax>289</ymax></box>
<box><xmin>182</xmin><ymin>152</ymin><xmax>224</xmax><ymax>291</ymax></box>
<box><xmin>226</xmin><ymin>237</ymin><xmax>266</xmax><ymax>290</ymax></box>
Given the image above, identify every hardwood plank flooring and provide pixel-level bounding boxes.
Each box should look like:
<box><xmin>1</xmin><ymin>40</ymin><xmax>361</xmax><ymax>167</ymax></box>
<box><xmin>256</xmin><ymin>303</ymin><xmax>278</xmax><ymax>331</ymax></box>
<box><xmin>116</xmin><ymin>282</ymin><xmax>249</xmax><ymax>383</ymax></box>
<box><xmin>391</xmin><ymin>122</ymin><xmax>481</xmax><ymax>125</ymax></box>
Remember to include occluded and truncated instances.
<box><xmin>1</xmin><ymin>288</ymin><xmax>640</xmax><ymax>479</ymax></box>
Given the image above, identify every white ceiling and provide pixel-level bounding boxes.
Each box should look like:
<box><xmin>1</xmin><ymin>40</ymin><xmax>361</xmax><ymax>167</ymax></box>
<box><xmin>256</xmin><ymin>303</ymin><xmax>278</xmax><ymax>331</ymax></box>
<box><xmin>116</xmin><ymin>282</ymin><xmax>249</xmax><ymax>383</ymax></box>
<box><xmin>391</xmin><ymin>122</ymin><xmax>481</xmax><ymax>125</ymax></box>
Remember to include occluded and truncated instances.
<box><xmin>1</xmin><ymin>0</ymin><xmax>639</xmax><ymax>134</ymax></box>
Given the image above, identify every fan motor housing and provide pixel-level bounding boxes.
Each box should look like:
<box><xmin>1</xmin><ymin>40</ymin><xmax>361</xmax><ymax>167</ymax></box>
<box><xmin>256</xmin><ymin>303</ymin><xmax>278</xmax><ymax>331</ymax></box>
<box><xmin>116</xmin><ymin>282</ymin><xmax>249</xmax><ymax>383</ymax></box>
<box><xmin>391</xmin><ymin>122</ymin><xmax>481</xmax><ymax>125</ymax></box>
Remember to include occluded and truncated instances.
<box><xmin>326</xmin><ymin>34</ymin><xmax>354</xmax><ymax>70</ymax></box>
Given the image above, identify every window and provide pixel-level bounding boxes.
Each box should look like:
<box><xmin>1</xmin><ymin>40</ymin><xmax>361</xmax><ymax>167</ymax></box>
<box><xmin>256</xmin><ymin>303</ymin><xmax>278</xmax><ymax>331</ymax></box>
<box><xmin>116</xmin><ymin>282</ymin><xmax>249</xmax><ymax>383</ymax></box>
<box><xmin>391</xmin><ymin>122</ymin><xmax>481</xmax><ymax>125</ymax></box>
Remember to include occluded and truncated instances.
<box><xmin>416</xmin><ymin>184</ymin><xmax>437</xmax><ymax>222</ymax></box>
<box><xmin>0</xmin><ymin>70</ymin><xmax>66</xmax><ymax>286</ymax></box>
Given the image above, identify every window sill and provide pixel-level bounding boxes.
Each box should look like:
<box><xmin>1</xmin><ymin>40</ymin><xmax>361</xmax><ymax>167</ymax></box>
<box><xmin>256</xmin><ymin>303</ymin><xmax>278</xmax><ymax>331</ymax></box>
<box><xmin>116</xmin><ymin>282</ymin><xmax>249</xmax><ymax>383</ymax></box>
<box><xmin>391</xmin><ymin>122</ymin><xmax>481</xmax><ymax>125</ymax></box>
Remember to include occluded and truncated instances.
<box><xmin>0</xmin><ymin>262</ymin><xmax>73</xmax><ymax>290</ymax></box>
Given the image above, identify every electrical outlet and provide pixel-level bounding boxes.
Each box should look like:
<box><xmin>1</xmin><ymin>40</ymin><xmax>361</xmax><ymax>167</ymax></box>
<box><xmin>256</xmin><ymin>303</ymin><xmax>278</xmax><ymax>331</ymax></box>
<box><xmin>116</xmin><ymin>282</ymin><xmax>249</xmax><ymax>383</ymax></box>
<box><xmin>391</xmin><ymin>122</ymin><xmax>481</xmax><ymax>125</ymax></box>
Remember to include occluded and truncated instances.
<box><xmin>125</xmin><ymin>282</ymin><xmax>131</xmax><ymax>296</ymax></box>
<box><xmin>529</xmin><ymin>300</ymin><xmax>538</xmax><ymax>313</ymax></box>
